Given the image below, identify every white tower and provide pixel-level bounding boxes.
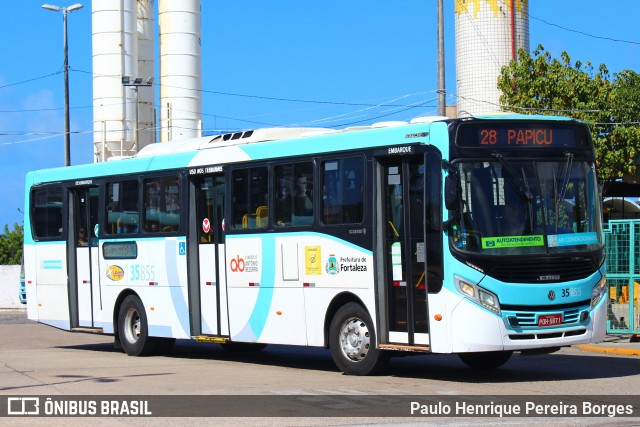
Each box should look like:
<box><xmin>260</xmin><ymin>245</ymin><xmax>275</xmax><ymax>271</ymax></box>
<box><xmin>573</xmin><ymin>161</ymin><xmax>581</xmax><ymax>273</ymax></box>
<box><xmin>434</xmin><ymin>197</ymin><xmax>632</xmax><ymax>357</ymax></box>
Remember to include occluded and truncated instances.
<box><xmin>158</xmin><ymin>0</ymin><xmax>202</xmax><ymax>142</ymax></box>
<box><xmin>92</xmin><ymin>0</ymin><xmax>202</xmax><ymax>161</ymax></box>
<box><xmin>92</xmin><ymin>0</ymin><xmax>140</xmax><ymax>160</ymax></box>
<box><xmin>455</xmin><ymin>0</ymin><xmax>529</xmax><ymax>117</ymax></box>
<box><xmin>136</xmin><ymin>0</ymin><xmax>156</xmax><ymax>149</ymax></box>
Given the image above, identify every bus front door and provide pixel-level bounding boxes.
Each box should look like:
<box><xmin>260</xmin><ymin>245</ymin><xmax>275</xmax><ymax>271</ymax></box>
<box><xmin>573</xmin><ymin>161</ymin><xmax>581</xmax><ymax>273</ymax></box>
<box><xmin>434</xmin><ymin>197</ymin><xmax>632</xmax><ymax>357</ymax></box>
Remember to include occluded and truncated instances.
<box><xmin>378</xmin><ymin>156</ymin><xmax>430</xmax><ymax>347</ymax></box>
<box><xmin>69</xmin><ymin>186</ymin><xmax>101</xmax><ymax>328</ymax></box>
<box><xmin>188</xmin><ymin>174</ymin><xmax>229</xmax><ymax>337</ymax></box>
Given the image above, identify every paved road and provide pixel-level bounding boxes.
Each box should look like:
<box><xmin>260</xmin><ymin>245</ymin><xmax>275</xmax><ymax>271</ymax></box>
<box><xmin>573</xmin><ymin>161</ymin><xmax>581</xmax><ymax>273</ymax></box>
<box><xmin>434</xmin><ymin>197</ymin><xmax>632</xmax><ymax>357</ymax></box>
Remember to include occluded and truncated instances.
<box><xmin>1</xmin><ymin>310</ymin><xmax>639</xmax><ymax>426</ymax></box>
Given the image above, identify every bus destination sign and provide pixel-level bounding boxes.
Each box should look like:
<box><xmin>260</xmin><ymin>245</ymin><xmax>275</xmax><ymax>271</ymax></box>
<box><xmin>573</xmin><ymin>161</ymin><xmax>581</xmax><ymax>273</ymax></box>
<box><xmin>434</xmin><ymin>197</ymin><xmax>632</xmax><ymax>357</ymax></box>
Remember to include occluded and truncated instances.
<box><xmin>456</xmin><ymin>123</ymin><xmax>584</xmax><ymax>149</ymax></box>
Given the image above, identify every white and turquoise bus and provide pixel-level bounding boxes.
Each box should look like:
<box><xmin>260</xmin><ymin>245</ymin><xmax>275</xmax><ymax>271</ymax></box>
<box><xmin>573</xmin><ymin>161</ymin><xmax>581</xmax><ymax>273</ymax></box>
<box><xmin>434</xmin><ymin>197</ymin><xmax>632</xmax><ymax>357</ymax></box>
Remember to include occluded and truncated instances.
<box><xmin>24</xmin><ymin>114</ymin><xmax>607</xmax><ymax>375</ymax></box>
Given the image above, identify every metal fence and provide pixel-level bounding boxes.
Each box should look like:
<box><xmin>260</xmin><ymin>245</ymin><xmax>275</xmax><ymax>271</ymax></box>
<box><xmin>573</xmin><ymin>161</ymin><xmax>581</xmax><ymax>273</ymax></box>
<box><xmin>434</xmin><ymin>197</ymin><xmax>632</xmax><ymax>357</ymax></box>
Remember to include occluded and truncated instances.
<box><xmin>603</xmin><ymin>220</ymin><xmax>640</xmax><ymax>334</ymax></box>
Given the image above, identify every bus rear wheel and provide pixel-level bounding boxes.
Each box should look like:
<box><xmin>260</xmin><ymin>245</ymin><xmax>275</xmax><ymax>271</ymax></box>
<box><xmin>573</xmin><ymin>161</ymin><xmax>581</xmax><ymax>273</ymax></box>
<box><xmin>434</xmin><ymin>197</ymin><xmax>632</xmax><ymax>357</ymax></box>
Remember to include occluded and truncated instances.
<box><xmin>458</xmin><ymin>350</ymin><xmax>513</xmax><ymax>369</ymax></box>
<box><xmin>329</xmin><ymin>302</ymin><xmax>388</xmax><ymax>375</ymax></box>
<box><xmin>118</xmin><ymin>295</ymin><xmax>157</xmax><ymax>356</ymax></box>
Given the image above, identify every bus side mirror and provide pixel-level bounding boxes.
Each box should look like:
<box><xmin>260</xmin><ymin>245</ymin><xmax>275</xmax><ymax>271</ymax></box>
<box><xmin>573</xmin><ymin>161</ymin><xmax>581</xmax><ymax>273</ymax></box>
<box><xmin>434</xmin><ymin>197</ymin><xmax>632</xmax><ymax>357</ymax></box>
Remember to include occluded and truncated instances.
<box><xmin>444</xmin><ymin>173</ymin><xmax>459</xmax><ymax>211</ymax></box>
<box><xmin>443</xmin><ymin>173</ymin><xmax>460</xmax><ymax>231</ymax></box>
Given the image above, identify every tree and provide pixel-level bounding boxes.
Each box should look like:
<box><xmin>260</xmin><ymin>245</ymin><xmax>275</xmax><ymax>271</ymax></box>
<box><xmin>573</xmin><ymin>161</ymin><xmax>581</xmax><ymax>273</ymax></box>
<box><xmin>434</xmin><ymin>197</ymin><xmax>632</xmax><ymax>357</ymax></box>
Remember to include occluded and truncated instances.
<box><xmin>605</xmin><ymin>70</ymin><xmax>640</xmax><ymax>182</ymax></box>
<box><xmin>0</xmin><ymin>223</ymin><xmax>23</xmax><ymax>265</ymax></box>
<box><xmin>498</xmin><ymin>44</ymin><xmax>640</xmax><ymax>182</ymax></box>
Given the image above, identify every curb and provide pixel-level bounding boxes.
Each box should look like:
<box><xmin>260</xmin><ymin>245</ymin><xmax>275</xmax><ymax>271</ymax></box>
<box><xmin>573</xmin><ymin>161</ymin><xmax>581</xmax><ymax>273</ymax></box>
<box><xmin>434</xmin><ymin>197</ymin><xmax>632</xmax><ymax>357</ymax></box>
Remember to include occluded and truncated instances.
<box><xmin>576</xmin><ymin>344</ymin><xmax>640</xmax><ymax>357</ymax></box>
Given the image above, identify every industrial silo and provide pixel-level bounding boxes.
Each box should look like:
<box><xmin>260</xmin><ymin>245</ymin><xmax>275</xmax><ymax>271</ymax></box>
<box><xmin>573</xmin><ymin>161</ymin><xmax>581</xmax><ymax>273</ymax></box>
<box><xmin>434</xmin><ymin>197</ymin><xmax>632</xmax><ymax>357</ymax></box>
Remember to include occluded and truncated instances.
<box><xmin>158</xmin><ymin>0</ymin><xmax>202</xmax><ymax>142</ymax></box>
<box><xmin>92</xmin><ymin>0</ymin><xmax>156</xmax><ymax>160</ymax></box>
<box><xmin>92</xmin><ymin>0</ymin><xmax>202</xmax><ymax>160</ymax></box>
<box><xmin>136</xmin><ymin>0</ymin><xmax>156</xmax><ymax>149</ymax></box>
<box><xmin>455</xmin><ymin>0</ymin><xmax>529</xmax><ymax>117</ymax></box>
<box><xmin>92</xmin><ymin>0</ymin><xmax>140</xmax><ymax>160</ymax></box>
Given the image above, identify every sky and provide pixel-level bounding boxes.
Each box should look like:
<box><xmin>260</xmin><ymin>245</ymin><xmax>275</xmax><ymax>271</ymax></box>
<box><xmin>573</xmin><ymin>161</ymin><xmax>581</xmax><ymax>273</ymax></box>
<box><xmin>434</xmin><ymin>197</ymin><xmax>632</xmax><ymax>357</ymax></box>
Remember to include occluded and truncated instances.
<box><xmin>1</xmin><ymin>0</ymin><xmax>639</xmax><ymax>229</ymax></box>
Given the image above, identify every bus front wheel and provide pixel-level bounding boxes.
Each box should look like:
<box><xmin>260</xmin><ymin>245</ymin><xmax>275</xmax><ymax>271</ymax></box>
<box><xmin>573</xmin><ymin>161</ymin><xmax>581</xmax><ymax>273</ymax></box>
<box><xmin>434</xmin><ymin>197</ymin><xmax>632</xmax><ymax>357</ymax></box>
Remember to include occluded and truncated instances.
<box><xmin>458</xmin><ymin>350</ymin><xmax>513</xmax><ymax>369</ymax></box>
<box><xmin>329</xmin><ymin>302</ymin><xmax>388</xmax><ymax>375</ymax></box>
<box><xmin>117</xmin><ymin>295</ymin><xmax>156</xmax><ymax>356</ymax></box>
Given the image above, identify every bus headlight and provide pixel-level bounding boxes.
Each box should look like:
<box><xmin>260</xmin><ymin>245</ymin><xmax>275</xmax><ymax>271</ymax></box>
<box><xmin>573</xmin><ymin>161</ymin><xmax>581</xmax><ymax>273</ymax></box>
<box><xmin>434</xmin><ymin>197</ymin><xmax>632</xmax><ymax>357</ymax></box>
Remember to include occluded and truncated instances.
<box><xmin>590</xmin><ymin>277</ymin><xmax>606</xmax><ymax>310</ymax></box>
<box><xmin>479</xmin><ymin>290</ymin><xmax>500</xmax><ymax>313</ymax></box>
<box><xmin>455</xmin><ymin>276</ymin><xmax>501</xmax><ymax>314</ymax></box>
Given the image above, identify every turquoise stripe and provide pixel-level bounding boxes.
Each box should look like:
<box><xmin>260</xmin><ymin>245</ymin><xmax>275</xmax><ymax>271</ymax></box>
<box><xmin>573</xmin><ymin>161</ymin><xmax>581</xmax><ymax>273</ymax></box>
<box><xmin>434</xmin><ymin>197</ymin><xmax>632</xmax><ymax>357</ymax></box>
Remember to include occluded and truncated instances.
<box><xmin>229</xmin><ymin>231</ymin><xmax>371</xmax><ymax>340</ymax></box>
<box><xmin>166</xmin><ymin>239</ymin><xmax>190</xmax><ymax>336</ymax></box>
<box><xmin>473</xmin><ymin>114</ymin><xmax>574</xmax><ymax>122</ymax></box>
<box><xmin>247</xmin><ymin>234</ymin><xmax>276</xmax><ymax>339</ymax></box>
<box><xmin>238</xmin><ymin>124</ymin><xmax>431</xmax><ymax>160</ymax></box>
<box><xmin>29</xmin><ymin>152</ymin><xmax>197</xmax><ymax>184</ymax></box>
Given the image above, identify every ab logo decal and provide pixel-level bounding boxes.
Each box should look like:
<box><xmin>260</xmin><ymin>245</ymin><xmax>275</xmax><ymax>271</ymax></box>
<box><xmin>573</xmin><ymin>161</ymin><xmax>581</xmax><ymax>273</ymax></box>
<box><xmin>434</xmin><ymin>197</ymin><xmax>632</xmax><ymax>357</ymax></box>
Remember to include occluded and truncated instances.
<box><xmin>230</xmin><ymin>255</ymin><xmax>245</xmax><ymax>272</ymax></box>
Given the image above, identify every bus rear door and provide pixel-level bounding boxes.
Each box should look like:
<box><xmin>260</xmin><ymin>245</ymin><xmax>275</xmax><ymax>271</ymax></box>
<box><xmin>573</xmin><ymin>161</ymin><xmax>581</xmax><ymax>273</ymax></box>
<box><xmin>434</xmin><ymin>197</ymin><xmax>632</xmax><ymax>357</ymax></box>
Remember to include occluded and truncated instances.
<box><xmin>188</xmin><ymin>173</ymin><xmax>229</xmax><ymax>337</ymax></box>
<box><xmin>68</xmin><ymin>186</ymin><xmax>101</xmax><ymax>328</ymax></box>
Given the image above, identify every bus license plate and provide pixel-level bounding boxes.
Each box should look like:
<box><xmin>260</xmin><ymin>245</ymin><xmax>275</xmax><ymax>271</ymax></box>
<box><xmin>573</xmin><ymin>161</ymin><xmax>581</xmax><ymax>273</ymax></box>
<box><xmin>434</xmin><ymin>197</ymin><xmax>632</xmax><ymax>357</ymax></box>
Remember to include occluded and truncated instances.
<box><xmin>538</xmin><ymin>314</ymin><xmax>562</xmax><ymax>327</ymax></box>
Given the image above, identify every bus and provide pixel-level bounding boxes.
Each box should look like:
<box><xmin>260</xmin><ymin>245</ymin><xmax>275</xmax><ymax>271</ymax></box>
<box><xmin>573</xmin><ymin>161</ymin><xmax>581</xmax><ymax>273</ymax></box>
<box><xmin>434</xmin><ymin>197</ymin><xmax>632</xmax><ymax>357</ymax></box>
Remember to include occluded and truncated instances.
<box><xmin>23</xmin><ymin>114</ymin><xmax>607</xmax><ymax>375</ymax></box>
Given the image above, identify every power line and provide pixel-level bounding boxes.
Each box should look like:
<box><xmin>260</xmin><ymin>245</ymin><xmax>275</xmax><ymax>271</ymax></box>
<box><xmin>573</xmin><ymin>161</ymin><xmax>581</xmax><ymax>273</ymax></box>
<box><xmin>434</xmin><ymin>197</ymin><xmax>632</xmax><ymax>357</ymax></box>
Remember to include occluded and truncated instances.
<box><xmin>72</xmin><ymin>68</ymin><xmax>422</xmax><ymax>108</ymax></box>
<box><xmin>447</xmin><ymin>92</ymin><xmax>640</xmax><ymax>126</ymax></box>
<box><xmin>530</xmin><ymin>15</ymin><xmax>640</xmax><ymax>46</ymax></box>
<box><xmin>333</xmin><ymin>97</ymin><xmax>438</xmax><ymax>127</ymax></box>
<box><xmin>4</xmin><ymin>97</ymin><xmax>640</xmax><ymax>148</ymax></box>
<box><xmin>0</xmin><ymin>71</ymin><xmax>63</xmax><ymax>90</ymax></box>
<box><xmin>289</xmin><ymin>92</ymin><xmax>435</xmax><ymax>127</ymax></box>
<box><xmin>0</xmin><ymin>68</ymin><xmax>426</xmax><ymax>118</ymax></box>
<box><xmin>0</xmin><ymin>104</ymin><xmax>94</xmax><ymax>113</ymax></box>
<box><xmin>3</xmin><ymin>68</ymin><xmax>435</xmax><ymax>128</ymax></box>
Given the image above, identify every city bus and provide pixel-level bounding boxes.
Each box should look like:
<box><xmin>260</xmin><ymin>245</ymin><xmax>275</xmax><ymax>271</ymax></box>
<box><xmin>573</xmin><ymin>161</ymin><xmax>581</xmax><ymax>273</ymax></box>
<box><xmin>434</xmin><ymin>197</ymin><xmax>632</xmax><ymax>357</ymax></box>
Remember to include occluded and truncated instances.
<box><xmin>23</xmin><ymin>114</ymin><xmax>607</xmax><ymax>375</ymax></box>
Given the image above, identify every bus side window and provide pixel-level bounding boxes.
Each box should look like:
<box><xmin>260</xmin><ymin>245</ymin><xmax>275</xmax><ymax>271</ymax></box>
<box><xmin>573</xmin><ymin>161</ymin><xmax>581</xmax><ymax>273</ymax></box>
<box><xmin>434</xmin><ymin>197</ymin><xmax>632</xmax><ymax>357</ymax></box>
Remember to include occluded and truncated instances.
<box><xmin>232</xmin><ymin>167</ymin><xmax>269</xmax><ymax>230</ymax></box>
<box><xmin>322</xmin><ymin>165</ymin><xmax>340</xmax><ymax>224</ymax></box>
<box><xmin>106</xmin><ymin>180</ymin><xmax>139</xmax><ymax>235</ymax></box>
<box><xmin>143</xmin><ymin>175</ymin><xmax>180</xmax><ymax>233</ymax></box>
<box><xmin>321</xmin><ymin>157</ymin><xmax>364</xmax><ymax>225</ymax></box>
<box><xmin>275</xmin><ymin>162</ymin><xmax>313</xmax><ymax>227</ymax></box>
<box><xmin>275</xmin><ymin>165</ymin><xmax>293</xmax><ymax>226</ymax></box>
<box><xmin>293</xmin><ymin>166</ymin><xmax>313</xmax><ymax>226</ymax></box>
<box><xmin>343</xmin><ymin>159</ymin><xmax>363</xmax><ymax>223</ymax></box>
<box><xmin>31</xmin><ymin>186</ymin><xmax>64</xmax><ymax>240</ymax></box>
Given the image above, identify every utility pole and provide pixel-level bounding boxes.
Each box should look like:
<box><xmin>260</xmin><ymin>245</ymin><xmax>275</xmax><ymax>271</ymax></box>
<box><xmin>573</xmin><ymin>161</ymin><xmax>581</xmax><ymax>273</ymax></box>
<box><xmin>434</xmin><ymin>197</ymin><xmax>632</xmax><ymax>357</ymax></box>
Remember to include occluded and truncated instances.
<box><xmin>122</xmin><ymin>76</ymin><xmax>154</xmax><ymax>155</ymax></box>
<box><xmin>42</xmin><ymin>3</ymin><xmax>84</xmax><ymax>166</ymax></box>
<box><xmin>437</xmin><ymin>0</ymin><xmax>446</xmax><ymax>117</ymax></box>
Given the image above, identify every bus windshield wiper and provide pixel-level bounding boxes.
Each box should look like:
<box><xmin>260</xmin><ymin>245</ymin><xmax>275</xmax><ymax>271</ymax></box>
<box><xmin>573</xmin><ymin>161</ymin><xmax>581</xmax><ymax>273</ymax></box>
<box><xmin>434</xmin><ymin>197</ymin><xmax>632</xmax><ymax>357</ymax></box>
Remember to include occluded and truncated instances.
<box><xmin>557</xmin><ymin>152</ymin><xmax>574</xmax><ymax>202</ymax></box>
<box><xmin>492</xmin><ymin>154</ymin><xmax>533</xmax><ymax>202</ymax></box>
<box><xmin>493</xmin><ymin>154</ymin><xmax>535</xmax><ymax>231</ymax></box>
<box><xmin>553</xmin><ymin>152</ymin><xmax>574</xmax><ymax>232</ymax></box>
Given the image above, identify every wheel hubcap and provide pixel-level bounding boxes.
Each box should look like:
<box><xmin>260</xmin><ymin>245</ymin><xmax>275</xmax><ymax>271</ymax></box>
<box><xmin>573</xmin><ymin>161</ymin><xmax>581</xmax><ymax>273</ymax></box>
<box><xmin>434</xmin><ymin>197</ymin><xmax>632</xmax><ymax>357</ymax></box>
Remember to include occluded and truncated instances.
<box><xmin>123</xmin><ymin>307</ymin><xmax>140</xmax><ymax>344</ymax></box>
<box><xmin>339</xmin><ymin>317</ymin><xmax>371</xmax><ymax>362</ymax></box>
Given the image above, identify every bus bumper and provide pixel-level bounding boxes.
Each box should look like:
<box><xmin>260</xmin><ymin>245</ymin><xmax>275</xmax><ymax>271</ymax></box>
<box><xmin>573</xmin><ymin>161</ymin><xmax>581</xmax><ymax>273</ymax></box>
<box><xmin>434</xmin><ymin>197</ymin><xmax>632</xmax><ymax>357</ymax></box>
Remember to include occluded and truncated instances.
<box><xmin>449</xmin><ymin>294</ymin><xmax>608</xmax><ymax>353</ymax></box>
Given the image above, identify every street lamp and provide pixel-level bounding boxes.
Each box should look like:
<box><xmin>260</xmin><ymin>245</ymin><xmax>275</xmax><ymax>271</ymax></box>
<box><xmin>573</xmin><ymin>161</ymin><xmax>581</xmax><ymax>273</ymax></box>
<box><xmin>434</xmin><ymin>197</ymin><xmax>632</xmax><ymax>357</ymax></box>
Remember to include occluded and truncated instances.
<box><xmin>122</xmin><ymin>76</ymin><xmax>154</xmax><ymax>154</ymax></box>
<box><xmin>42</xmin><ymin>3</ymin><xmax>84</xmax><ymax>167</ymax></box>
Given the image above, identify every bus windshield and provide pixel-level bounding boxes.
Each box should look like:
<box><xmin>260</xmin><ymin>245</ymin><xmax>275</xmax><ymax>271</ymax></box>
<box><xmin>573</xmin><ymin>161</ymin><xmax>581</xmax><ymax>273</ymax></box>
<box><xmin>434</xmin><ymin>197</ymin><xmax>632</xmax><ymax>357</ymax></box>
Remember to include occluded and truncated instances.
<box><xmin>451</xmin><ymin>157</ymin><xmax>603</xmax><ymax>255</ymax></box>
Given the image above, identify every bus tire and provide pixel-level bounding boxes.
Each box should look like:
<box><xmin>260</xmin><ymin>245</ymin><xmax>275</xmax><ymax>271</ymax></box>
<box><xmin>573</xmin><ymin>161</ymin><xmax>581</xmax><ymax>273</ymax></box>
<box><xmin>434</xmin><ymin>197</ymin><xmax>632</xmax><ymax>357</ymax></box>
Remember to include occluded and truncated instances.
<box><xmin>458</xmin><ymin>350</ymin><xmax>513</xmax><ymax>369</ymax></box>
<box><xmin>117</xmin><ymin>295</ymin><xmax>156</xmax><ymax>356</ymax></box>
<box><xmin>329</xmin><ymin>302</ymin><xmax>388</xmax><ymax>375</ymax></box>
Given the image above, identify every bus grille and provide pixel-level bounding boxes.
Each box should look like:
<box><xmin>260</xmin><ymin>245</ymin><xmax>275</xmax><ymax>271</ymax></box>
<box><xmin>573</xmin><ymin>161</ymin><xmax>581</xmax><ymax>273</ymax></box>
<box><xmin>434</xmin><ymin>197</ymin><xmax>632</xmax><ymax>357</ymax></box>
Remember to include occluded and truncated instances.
<box><xmin>489</xmin><ymin>257</ymin><xmax>596</xmax><ymax>283</ymax></box>
<box><xmin>502</xmin><ymin>300</ymin><xmax>591</xmax><ymax>330</ymax></box>
<box><xmin>508</xmin><ymin>329</ymin><xmax>587</xmax><ymax>340</ymax></box>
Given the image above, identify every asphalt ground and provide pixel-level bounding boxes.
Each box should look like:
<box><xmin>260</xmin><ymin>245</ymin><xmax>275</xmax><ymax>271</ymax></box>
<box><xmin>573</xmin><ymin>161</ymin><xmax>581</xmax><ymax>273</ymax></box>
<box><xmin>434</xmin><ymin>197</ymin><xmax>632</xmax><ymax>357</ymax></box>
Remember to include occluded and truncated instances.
<box><xmin>1</xmin><ymin>308</ymin><xmax>638</xmax><ymax>426</ymax></box>
<box><xmin>1</xmin><ymin>308</ymin><xmax>638</xmax><ymax>357</ymax></box>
